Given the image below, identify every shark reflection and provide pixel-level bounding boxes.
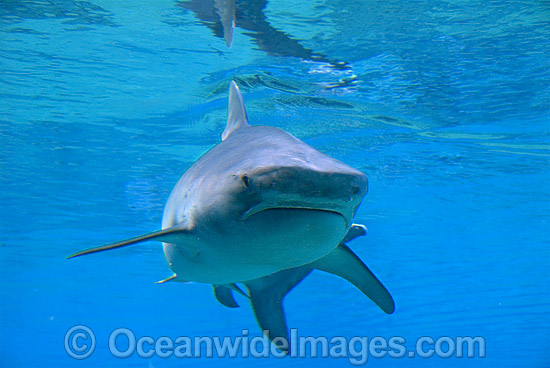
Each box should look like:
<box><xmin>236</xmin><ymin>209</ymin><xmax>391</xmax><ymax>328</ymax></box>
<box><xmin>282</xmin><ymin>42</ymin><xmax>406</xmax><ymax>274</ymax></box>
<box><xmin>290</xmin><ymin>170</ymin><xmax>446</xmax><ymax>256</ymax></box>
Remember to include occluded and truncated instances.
<box><xmin>177</xmin><ymin>0</ymin><xmax>350</xmax><ymax>70</ymax></box>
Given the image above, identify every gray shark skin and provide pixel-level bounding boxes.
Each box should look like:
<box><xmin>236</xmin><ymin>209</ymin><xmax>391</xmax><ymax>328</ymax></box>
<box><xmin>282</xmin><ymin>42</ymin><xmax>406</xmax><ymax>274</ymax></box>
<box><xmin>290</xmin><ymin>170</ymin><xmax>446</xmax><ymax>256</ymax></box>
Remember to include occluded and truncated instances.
<box><xmin>68</xmin><ymin>81</ymin><xmax>368</xmax><ymax>286</ymax></box>
<box><xmin>213</xmin><ymin>224</ymin><xmax>395</xmax><ymax>353</ymax></box>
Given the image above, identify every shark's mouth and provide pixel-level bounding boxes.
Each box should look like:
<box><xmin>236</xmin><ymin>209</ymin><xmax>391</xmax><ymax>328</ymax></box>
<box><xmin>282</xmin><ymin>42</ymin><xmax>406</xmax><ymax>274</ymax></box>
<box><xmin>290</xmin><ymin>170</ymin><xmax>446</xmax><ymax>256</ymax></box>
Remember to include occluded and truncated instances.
<box><xmin>241</xmin><ymin>204</ymin><xmax>348</xmax><ymax>226</ymax></box>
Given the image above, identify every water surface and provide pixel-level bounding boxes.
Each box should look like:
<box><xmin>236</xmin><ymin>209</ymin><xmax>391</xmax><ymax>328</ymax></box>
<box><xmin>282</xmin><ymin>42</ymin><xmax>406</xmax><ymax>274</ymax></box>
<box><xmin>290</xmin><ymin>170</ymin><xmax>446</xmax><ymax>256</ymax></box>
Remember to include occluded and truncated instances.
<box><xmin>0</xmin><ymin>0</ymin><xmax>548</xmax><ymax>366</ymax></box>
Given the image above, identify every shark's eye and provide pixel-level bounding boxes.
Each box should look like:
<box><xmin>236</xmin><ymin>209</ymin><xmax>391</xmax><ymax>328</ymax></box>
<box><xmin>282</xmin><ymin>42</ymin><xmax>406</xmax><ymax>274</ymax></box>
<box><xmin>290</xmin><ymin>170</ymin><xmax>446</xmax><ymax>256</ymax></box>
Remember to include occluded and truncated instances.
<box><xmin>241</xmin><ymin>174</ymin><xmax>249</xmax><ymax>188</ymax></box>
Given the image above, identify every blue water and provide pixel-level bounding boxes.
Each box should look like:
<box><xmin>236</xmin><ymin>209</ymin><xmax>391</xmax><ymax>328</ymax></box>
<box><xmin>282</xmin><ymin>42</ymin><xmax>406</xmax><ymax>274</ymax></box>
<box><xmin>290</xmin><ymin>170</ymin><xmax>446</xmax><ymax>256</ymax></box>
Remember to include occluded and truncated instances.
<box><xmin>1</xmin><ymin>0</ymin><xmax>549</xmax><ymax>366</ymax></box>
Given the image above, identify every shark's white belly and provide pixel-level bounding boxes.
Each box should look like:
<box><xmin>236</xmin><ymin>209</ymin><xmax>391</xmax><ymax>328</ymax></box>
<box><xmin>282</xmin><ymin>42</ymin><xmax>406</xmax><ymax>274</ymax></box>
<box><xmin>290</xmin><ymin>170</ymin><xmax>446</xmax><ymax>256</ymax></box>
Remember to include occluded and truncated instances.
<box><xmin>163</xmin><ymin>209</ymin><xmax>347</xmax><ymax>284</ymax></box>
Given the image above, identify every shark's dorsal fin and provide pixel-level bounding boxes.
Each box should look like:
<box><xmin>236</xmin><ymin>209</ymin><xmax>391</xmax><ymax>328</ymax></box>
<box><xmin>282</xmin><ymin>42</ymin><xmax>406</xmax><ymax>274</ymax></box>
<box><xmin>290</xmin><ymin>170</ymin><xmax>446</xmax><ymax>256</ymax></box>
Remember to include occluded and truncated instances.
<box><xmin>311</xmin><ymin>243</ymin><xmax>395</xmax><ymax>314</ymax></box>
<box><xmin>67</xmin><ymin>224</ymin><xmax>190</xmax><ymax>259</ymax></box>
<box><xmin>222</xmin><ymin>81</ymin><xmax>250</xmax><ymax>141</ymax></box>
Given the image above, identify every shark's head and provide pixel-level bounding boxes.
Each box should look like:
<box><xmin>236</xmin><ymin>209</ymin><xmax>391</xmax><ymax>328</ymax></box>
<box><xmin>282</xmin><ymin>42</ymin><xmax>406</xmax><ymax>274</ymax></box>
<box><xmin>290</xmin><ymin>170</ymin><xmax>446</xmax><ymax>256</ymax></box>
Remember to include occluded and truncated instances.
<box><xmin>218</xmin><ymin>127</ymin><xmax>368</xmax><ymax>227</ymax></box>
<box><xmin>171</xmin><ymin>81</ymin><xmax>367</xmax><ymax>232</ymax></box>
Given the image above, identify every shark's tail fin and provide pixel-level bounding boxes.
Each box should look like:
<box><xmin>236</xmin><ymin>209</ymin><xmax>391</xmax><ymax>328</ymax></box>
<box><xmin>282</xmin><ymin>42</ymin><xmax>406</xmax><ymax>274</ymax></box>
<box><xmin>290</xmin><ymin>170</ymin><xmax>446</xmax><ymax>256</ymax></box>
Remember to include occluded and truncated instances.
<box><xmin>245</xmin><ymin>267</ymin><xmax>312</xmax><ymax>354</ymax></box>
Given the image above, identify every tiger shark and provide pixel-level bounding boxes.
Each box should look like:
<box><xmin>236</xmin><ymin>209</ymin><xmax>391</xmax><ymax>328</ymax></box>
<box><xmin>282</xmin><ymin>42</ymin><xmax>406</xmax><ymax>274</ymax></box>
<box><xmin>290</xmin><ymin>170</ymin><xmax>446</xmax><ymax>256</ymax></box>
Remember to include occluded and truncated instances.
<box><xmin>68</xmin><ymin>81</ymin><xmax>368</xmax><ymax>285</ymax></box>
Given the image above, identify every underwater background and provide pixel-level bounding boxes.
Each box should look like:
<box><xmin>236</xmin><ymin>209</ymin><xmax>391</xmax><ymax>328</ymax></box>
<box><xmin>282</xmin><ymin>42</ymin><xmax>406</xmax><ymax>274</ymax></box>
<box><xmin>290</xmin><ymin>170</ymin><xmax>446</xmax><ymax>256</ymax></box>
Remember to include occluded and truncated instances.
<box><xmin>0</xmin><ymin>0</ymin><xmax>548</xmax><ymax>366</ymax></box>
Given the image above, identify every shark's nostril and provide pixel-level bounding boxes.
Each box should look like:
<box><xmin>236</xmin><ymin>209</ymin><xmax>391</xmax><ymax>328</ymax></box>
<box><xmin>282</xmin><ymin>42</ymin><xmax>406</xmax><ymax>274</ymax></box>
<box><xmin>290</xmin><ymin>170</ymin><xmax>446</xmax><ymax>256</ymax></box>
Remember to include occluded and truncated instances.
<box><xmin>352</xmin><ymin>186</ymin><xmax>360</xmax><ymax>195</ymax></box>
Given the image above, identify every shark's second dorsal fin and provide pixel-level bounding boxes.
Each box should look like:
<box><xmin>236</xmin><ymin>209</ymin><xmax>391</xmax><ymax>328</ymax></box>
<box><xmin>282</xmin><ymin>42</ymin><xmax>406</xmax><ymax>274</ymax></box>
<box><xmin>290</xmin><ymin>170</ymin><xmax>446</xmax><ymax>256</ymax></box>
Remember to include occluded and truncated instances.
<box><xmin>222</xmin><ymin>81</ymin><xmax>250</xmax><ymax>141</ymax></box>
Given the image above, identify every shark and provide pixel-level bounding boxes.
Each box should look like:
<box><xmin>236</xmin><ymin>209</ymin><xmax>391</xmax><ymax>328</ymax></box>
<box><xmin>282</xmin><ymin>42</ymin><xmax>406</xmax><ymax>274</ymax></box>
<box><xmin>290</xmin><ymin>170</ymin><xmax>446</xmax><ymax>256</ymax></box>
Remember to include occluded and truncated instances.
<box><xmin>177</xmin><ymin>0</ymin><xmax>351</xmax><ymax>70</ymax></box>
<box><xmin>68</xmin><ymin>81</ymin><xmax>369</xmax><ymax>286</ymax></box>
<box><xmin>212</xmin><ymin>223</ymin><xmax>395</xmax><ymax>352</ymax></box>
<box><xmin>68</xmin><ymin>80</ymin><xmax>394</xmax><ymax>349</ymax></box>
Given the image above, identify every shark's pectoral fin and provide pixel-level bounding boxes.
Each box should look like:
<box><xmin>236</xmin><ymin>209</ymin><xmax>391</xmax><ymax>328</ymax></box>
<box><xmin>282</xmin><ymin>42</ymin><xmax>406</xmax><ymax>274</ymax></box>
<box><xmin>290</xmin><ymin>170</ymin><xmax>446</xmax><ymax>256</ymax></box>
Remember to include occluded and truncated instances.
<box><xmin>222</xmin><ymin>81</ymin><xmax>250</xmax><ymax>140</ymax></box>
<box><xmin>67</xmin><ymin>225</ymin><xmax>190</xmax><ymax>259</ymax></box>
<box><xmin>156</xmin><ymin>274</ymin><xmax>178</xmax><ymax>284</ymax></box>
<box><xmin>311</xmin><ymin>244</ymin><xmax>395</xmax><ymax>314</ymax></box>
<box><xmin>343</xmin><ymin>223</ymin><xmax>368</xmax><ymax>243</ymax></box>
<box><xmin>213</xmin><ymin>285</ymin><xmax>240</xmax><ymax>308</ymax></box>
<box><xmin>245</xmin><ymin>268</ymin><xmax>312</xmax><ymax>354</ymax></box>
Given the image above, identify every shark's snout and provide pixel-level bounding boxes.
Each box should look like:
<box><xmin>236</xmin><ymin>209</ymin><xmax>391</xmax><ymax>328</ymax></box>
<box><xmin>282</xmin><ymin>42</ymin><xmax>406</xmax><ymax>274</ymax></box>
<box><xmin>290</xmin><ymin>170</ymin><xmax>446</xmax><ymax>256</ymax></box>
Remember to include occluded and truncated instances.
<box><xmin>348</xmin><ymin>170</ymin><xmax>368</xmax><ymax>196</ymax></box>
<box><xmin>236</xmin><ymin>164</ymin><xmax>367</xmax><ymax>226</ymax></box>
<box><xmin>252</xmin><ymin>165</ymin><xmax>366</xmax><ymax>198</ymax></box>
